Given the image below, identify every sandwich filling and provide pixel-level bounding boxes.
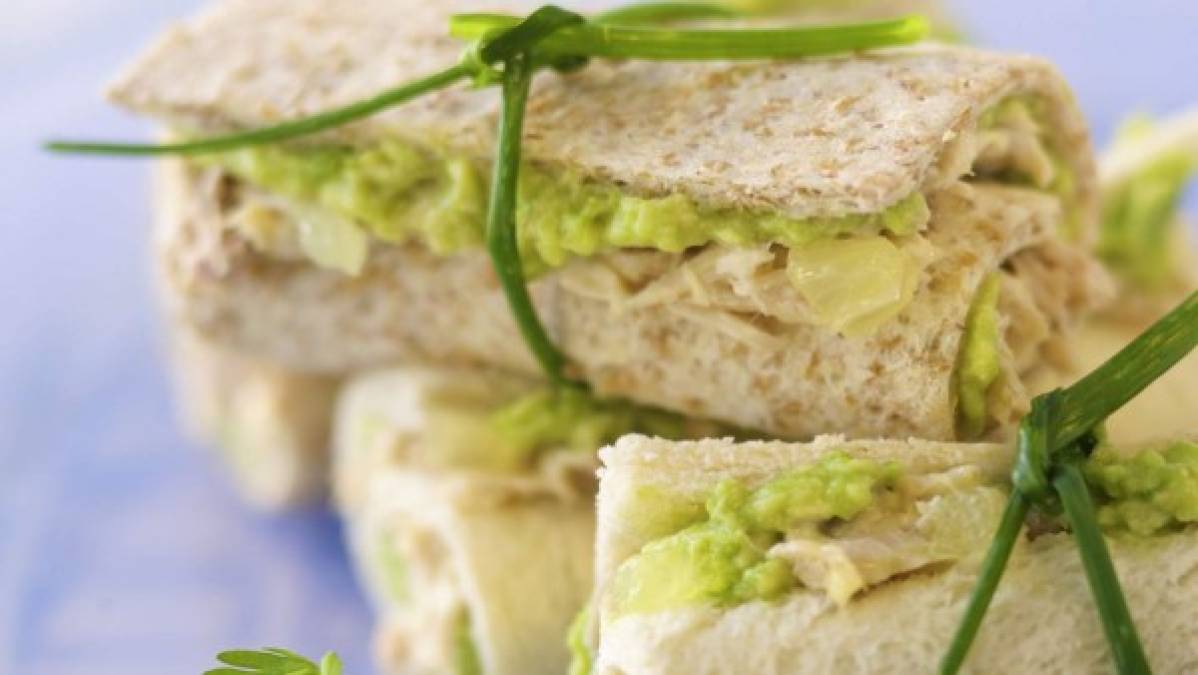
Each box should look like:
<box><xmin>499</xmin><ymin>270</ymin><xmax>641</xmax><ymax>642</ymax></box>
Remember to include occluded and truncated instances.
<box><xmin>344</xmin><ymin>375</ymin><xmax>724</xmax><ymax>476</ymax></box>
<box><xmin>602</xmin><ymin>440</ymin><xmax>1198</xmax><ymax>619</ymax></box>
<box><xmin>369</xmin><ymin>514</ymin><xmax>485</xmax><ymax>675</ymax></box>
<box><xmin>1099</xmin><ymin>117</ymin><xmax>1196</xmax><ymax>291</ymax></box>
<box><xmin>201</xmin><ymin>95</ymin><xmax>1065</xmax><ymax>322</ymax></box>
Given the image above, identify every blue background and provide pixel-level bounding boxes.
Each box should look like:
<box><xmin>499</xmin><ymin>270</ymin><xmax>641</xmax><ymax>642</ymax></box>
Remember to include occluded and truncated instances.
<box><xmin>1</xmin><ymin>2</ymin><xmax>1195</xmax><ymax>674</ymax></box>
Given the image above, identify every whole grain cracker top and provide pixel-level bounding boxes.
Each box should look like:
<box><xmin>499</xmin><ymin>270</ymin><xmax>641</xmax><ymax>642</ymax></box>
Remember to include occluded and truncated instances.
<box><xmin>108</xmin><ymin>0</ymin><xmax>1095</xmax><ymax>220</ymax></box>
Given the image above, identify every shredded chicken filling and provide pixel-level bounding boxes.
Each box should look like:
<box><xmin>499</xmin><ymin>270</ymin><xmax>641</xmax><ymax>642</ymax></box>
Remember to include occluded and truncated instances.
<box><xmin>603</xmin><ymin>454</ymin><xmax>1011</xmax><ymax>620</ymax></box>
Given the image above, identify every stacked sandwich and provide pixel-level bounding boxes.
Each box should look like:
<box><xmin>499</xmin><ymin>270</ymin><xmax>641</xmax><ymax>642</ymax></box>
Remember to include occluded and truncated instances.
<box><xmin>89</xmin><ymin>0</ymin><xmax>1198</xmax><ymax>673</ymax></box>
<box><xmin>153</xmin><ymin>0</ymin><xmax>963</xmax><ymax>512</ymax></box>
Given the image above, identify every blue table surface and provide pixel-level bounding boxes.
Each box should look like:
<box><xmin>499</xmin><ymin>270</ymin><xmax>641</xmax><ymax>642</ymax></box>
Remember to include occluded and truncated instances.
<box><xmin>2</xmin><ymin>2</ymin><xmax>1195</xmax><ymax>674</ymax></box>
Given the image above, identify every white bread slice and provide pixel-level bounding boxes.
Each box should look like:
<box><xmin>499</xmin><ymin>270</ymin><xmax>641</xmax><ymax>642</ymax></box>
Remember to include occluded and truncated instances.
<box><xmin>108</xmin><ymin>0</ymin><xmax>1094</xmax><ymax>223</ymax></box>
<box><xmin>165</xmin><ymin>328</ymin><xmax>337</xmax><ymax>508</ymax></box>
<box><xmin>591</xmin><ymin>435</ymin><xmax>1198</xmax><ymax>674</ymax></box>
<box><xmin>334</xmin><ymin>368</ymin><xmax>597</xmax><ymax>675</ymax></box>
<box><xmin>350</xmin><ymin>470</ymin><xmax>595</xmax><ymax>675</ymax></box>
<box><xmin>156</xmin><ymin>160</ymin><xmax>1111</xmax><ymax>440</ymax></box>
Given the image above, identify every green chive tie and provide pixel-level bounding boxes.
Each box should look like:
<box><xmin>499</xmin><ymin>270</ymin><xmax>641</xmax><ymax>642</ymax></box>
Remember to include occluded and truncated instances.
<box><xmin>943</xmin><ymin>291</ymin><xmax>1198</xmax><ymax>675</ymax></box>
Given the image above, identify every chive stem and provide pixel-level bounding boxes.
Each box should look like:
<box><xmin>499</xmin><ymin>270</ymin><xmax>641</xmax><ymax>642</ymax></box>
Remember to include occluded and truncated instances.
<box><xmin>938</xmin><ymin>491</ymin><xmax>1030</xmax><ymax>675</ymax></box>
<box><xmin>450</xmin><ymin>15</ymin><xmax>930</xmax><ymax>60</ymax></box>
<box><xmin>1054</xmin><ymin>462</ymin><xmax>1152</xmax><ymax>674</ymax></box>
<box><xmin>46</xmin><ymin>64</ymin><xmax>472</xmax><ymax>156</ymax></box>
<box><xmin>942</xmin><ymin>292</ymin><xmax>1196</xmax><ymax>673</ymax></box>
<box><xmin>486</xmin><ymin>51</ymin><xmax>573</xmax><ymax>387</ymax></box>
<box><xmin>1056</xmin><ymin>290</ymin><xmax>1198</xmax><ymax>445</ymax></box>
<box><xmin>592</xmin><ymin>2</ymin><xmax>741</xmax><ymax>25</ymax></box>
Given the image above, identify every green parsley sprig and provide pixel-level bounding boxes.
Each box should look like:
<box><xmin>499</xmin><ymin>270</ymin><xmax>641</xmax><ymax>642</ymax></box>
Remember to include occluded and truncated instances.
<box><xmin>941</xmin><ymin>290</ymin><xmax>1198</xmax><ymax>675</ymax></box>
<box><xmin>204</xmin><ymin>647</ymin><xmax>342</xmax><ymax>675</ymax></box>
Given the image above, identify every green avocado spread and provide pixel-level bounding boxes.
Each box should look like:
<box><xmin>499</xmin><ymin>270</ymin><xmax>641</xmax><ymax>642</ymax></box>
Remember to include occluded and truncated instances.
<box><xmin>489</xmin><ymin>387</ymin><xmax>693</xmax><ymax>460</ymax></box>
<box><xmin>955</xmin><ymin>273</ymin><xmax>1003</xmax><ymax>439</ymax></box>
<box><xmin>377</xmin><ymin>533</ymin><xmax>410</xmax><ymax>605</ymax></box>
<box><xmin>1087</xmin><ymin>440</ymin><xmax>1198</xmax><ymax>536</ymax></box>
<box><xmin>605</xmin><ymin>442</ymin><xmax>1198</xmax><ymax>619</ymax></box>
<box><xmin>566</xmin><ymin>603</ymin><xmax>594</xmax><ymax>675</ymax></box>
<box><xmin>405</xmin><ymin>384</ymin><xmax>720</xmax><ymax>473</ymax></box>
<box><xmin>1099</xmin><ymin>117</ymin><xmax>1196</xmax><ymax>290</ymax></box>
<box><xmin>607</xmin><ymin>453</ymin><xmax>899</xmax><ymax>618</ymax></box>
<box><xmin>212</xmin><ymin>141</ymin><xmax>930</xmax><ymax>272</ymax></box>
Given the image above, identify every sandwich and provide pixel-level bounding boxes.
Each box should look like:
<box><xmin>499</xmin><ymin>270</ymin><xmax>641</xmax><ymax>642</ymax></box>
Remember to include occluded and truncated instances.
<box><xmin>166</xmin><ymin>328</ymin><xmax>337</xmax><ymax>508</ymax></box>
<box><xmin>580</xmin><ymin>433</ymin><xmax>1198</xmax><ymax>674</ymax></box>
<box><xmin>332</xmin><ymin>367</ymin><xmax>723</xmax><ymax>675</ymax></box>
<box><xmin>117</xmin><ymin>0</ymin><xmax>1112</xmax><ymax>443</ymax></box>
<box><xmin>145</xmin><ymin>0</ymin><xmax>962</xmax><ymax>509</ymax></box>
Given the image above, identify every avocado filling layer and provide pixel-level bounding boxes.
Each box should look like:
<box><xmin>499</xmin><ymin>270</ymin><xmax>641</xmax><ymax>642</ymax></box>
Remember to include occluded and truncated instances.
<box><xmin>210</xmin><ymin>141</ymin><xmax>929</xmax><ymax>275</ymax></box>
<box><xmin>566</xmin><ymin>603</ymin><xmax>594</xmax><ymax>675</ymax></box>
<box><xmin>607</xmin><ymin>441</ymin><xmax>1198</xmax><ymax>618</ymax></box>
<box><xmin>1087</xmin><ymin>440</ymin><xmax>1198</xmax><ymax>536</ymax></box>
<box><xmin>201</xmin><ymin>95</ymin><xmax>1065</xmax><ymax>360</ymax></box>
<box><xmin>344</xmin><ymin>373</ymin><xmax>729</xmax><ymax>477</ymax></box>
<box><xmin>420</xmin><ymin>385</ymin><xmax>732</xmax><ymax>473</ymax></box>
<box><xmin>955</xmin><ymin>273</ymin><xmax>1003</xmax><ymax>438</ymax></box>
<box><xmin>1099</xmin><ymin>117</ymin><xmax>1196</xmax><ymax>290</ymax></box>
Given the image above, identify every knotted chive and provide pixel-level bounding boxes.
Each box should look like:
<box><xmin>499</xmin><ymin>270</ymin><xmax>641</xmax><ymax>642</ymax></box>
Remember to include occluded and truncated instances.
<box><xmin>941</xmin><ymin>290</ymin><xmax>1198</xmax><ymax>675</ymax></box>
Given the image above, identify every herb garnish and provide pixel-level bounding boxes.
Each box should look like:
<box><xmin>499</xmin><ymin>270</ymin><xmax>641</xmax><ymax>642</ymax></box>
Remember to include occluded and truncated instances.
<box><xmin>941</xmin><ymin>290</ymin><xmax>1198</xmax><ymax>675</ymax></box>
<box><xmin>484</xmin><ymin>7</ymin><xmax>587</xmax><ymax>385</ymax></box>
<box><xmin>204</xmin><ymin>647</ymin><xmax>342</xmax><ymax>675</ymax></box>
